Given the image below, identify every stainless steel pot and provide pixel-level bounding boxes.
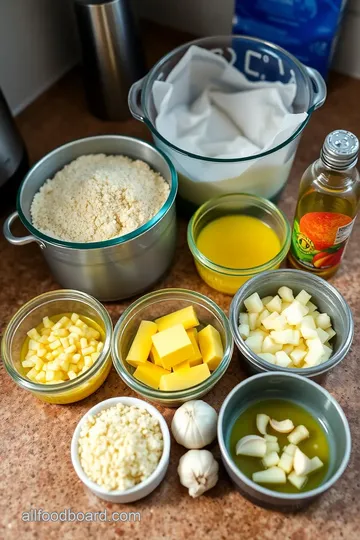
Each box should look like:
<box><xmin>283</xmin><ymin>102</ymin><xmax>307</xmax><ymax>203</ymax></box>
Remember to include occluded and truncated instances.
<box><xmin>3</xmin><ymin>136</ymin><xmax>178</xmax><ymax>301</ymax></box>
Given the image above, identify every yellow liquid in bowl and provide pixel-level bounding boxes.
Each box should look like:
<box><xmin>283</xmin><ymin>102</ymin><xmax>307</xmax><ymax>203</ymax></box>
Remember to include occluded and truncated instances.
<box><xmin>195</xmin><ymin>215</ymin><xmax>282</xmax><ymax>294</ymax></box>
<box><xmin>20</xmin><ymin>313</ymin><xmax>111</xmax><ymax>404</ymax></box>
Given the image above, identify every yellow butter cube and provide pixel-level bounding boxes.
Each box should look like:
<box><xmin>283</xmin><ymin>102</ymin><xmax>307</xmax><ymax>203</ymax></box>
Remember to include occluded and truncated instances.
<box><xmin>186</xmin><ymin>329</ymin><xmax>203</xmax><ymax>366</ymax></box>
<box><xmin>149</xmin><ymin>346</ymin><xmax>163</xmax><ymax>366</ymax></box>
<box><xmin>155</xmin><ymin>306</ymin><xmax>199</xmax><ymax>332</ymax></box>
<box><xmin>159</xmin><ymin>363</ymin><xmax>211</xmax><ymax>391</ymax></box>
<box><xmin>152</xmin><ymin>324</ymin><xmax>194</xmax><ymax>369</ymax></box>
<box><xmin>133</xmin><ymin>362</ymin><xmax>170</xmax><ymax>389</ymax></box>
<box><xmin>173</xmin><ymin>360</ymin><xmax>190</xmax><ymax>372</ymax></box>
<box><xmin>198</xmin><ymin>324</ymin><xmax>224</xmax><ymax>371</ymax></box>
<box><xmin>126</xmin><ymin>320</ymin><xmax>158</xmax><ymax>367</ymax></box>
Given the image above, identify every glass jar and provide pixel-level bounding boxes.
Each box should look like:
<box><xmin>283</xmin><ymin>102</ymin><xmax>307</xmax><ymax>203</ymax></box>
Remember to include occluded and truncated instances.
<box><xmin>1</xmin><ymin>290</ymin><xmax>113</xmax><ymax>404</ymax></box>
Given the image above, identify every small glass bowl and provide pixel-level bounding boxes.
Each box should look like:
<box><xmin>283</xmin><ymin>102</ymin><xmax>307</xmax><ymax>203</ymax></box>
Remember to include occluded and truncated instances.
<box><xmin>111</xmin><ymin>288</ymin><xmax>234</xmax><ymax>407</ymax></box>
<box><xmin>187</xmin><ymin>193</ymin><xmax>291</xmax><ymax>295</ymax></box>
<box><xmin>1</xmin><ymin>290</ymin><xmax>113</xmax><ymax>404</ymax></box>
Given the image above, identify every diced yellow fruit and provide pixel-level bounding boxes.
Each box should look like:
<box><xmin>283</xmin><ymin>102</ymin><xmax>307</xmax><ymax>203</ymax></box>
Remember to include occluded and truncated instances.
<box><xmin>159</xmin><ymin>363</ymin><xmax>211</xmax><ymax>391</ymax></box>
<box><xmin>149</xmin><ymin>346</ymin><xmax>163</xmax><ymax>366</ymax></box>
<box><xmin>35</xmin><ymin>357</ymin><xmax>44</xmax><ymax>371</ymax></box>
<box><xmin>173</xmin><ymin>360</ymin><xmax>191</xmax><ymax>372</ymax></box>
<box><xmin>91</xmin><ymin>352</ymin><xmax>99</xmax><ymax>363</ymax></box>
<box><xmin>84</xmin><ymin>355</ymin><xmax>93</xmax><ymax>368</ymax></box>
<box><xmin>65</xmin><ymin>344</ymin><xmax>77</xmax><ymax>354</ymax></box>
<box><xmin>60</xmin><ymin>337</ymin><xmax>70</xmax><ymax>349</ymax></box>
<box><xmin>155</xmin><ymin>306</ymin><xmax>199</xmax><ymax>332</ymax></box>
<box><xmin>37</xmin><ymin>347</ymin><xmax>47</xmax><ymax>358</ymax></box>
<box><xmin>72</xmin><ymin>353</ymin><xmax>81</xmax><ymax>364</ymax></box>
<box><xmin>86</xmin><ymin>328</ymin><xmax>100</xmax><ymax>340</ymax></box>
<box><xmin>35</xmin><ymin>371</ymin><xmax>46</xmax><ymax>383</ymax></box>
<box><xmin>126</xmin><ymin>320</ymin><xmax>158</xmax><ymax>367</ymax></box>
<box><xmin>69</xmin><ymin>325</ymin><xmax>83</xmax><ymax>336</ymax></box>
<box><xmin>68</xmin><ymin>371</ymin><xmax>77</xmax><ymax>380</ymax></box>
<box><xmin>80</xmin><ymin>337</ymin><xmax>88</xmax><ymax>349</ymax></box>
<box><xmin>22</xmin><ymin>359</ymin><xmax>35</xmax><ymax>368</ymax></box>
<box><xmin>27</xmin><ymin>328</ymin><xmax>41</xmax><ymax>341</ymax></box>
<box><xmin>54</xmin><ymin>370</ymin><xmax>65</xmax><ymax>381</ymax></box>
<box><xmin>45</xmin><ymin>352</ymin><xmax>53</xmax><ymax>362</ymax></box>
<box><xmin>60</xmin><ymin>359</ymin><xmax>70</xmax><ymax>372</ymax></box>
<box><xmin>244</xmin><ymin>293</ymin><xmax>263</xmax><ymax>313</ymax></box>
<box><xmin>133</xmin><ymin>362</ymin><xmax>170</xmax><ymax>389</ymax></box>
<box><xmin>71</xmin><ymin>312</ymin><xmax>80</xmax><ymax>323</ymax></box>
<box><xmin>28</xmin><ymin>339</ymin><xmax>38</xmax><ymax>351</ymax></box>
<box><xmin>97</xmin><ymin>341</ymin><xmax>104</xmax><ymax>353</ymax></box>
<box><xmin>198</xmin><ymin>324</ymin><xmax>224</xmax><ymax>371</ymax></box>
<box><xmin>69</xmin><ymin>363</ymin><xmax>79</xmax><ymax>373</ymax></box>
<box><xmin>46</xmin><ymin>370</ymin><xmax>55</xmax><ymax>382</ymax></box>
<box><xmin>152</xmin><ymin>324</ymin><xmax>194</xmax><ymax>370</ymax></box>
<box><xmin>75</xmin><ymin>319</ymin><xmax>86</xmax><ymax>329</ymax></box>
<box><xmin>186</xmin><ymin>329</ymin><xmax>203</xmax><ymax>366</ymax></box>
<box><xmin>43</xmin><ymin>316</ymin><xmax>54</xmax><ymax>328</ymax></box>
<box><xmin>82</xmin><ymin>346</ymin><xmax>95</xmax><ymax>355</ymax></box>
<box><xmin>77</xmin><ymin>359</ymin><xmax>85</xmax><ymax>370</ymax></box>
<box><xmin>49</xmin><ymin>339</ymin><xmax>61</xmax><ymax>350</ymax></box>
<box><xmin>27</xmin><ymin>367</ymin><xmax>39</xmax><ymax>380</ymax></box>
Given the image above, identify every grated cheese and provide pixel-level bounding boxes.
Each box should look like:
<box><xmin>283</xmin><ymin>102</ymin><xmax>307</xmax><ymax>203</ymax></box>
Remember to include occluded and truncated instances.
<box><xmin>30</xmin><ymin>154</ymin><xmax>170</xmax><ymax>242</ymax></box>
<box><xmin>78</xmin><ymin>403</ymin><xmax>164</xmax><ymax>491</ymax></box>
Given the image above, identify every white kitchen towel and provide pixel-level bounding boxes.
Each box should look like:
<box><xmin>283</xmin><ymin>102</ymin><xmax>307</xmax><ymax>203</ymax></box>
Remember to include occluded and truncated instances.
<box><xmin>153</xmin><ymin>45</ymin><xmax>308</xmax><ymax>167</ymax></box>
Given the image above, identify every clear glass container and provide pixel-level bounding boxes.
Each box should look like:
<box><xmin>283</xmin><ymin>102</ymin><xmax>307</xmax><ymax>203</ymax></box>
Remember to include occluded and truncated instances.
<box><xmin>1</xmin><ymin>290</ymin><xmax>113</xmax><ymax>404</ymax></box>
<box><xmin>111</xmin><ymin>288</ymin><xmax>234</xmax><ymax>407</ymax></box>
<box><xmin>187</xmin><ymin>193</ymin><xmax>291</xmax><ymax>295</ymax></box>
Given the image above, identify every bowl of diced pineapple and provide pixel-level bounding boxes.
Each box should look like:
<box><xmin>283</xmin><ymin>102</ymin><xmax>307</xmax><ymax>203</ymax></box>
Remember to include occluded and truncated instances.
<box><xmin>229</xmin><ymin>269</ymin><xmax>353</xmax><ymax>379</ymax></box>
<box><xmin>1</xmin><ymin>289</ymin><xmax>113</xmax><ymax>404</ymax></box>
<box><xmin>111</xmin><ymin>288</ymin><xmax>234</xmax><ymax>407</ymax></box>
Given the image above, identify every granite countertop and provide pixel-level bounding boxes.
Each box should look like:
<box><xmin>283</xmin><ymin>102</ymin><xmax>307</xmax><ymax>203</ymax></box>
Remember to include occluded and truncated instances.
<box><xmin>1</xmin><ymin>23</ymin><xmax>360</xmax><ymax>540</ymax></box>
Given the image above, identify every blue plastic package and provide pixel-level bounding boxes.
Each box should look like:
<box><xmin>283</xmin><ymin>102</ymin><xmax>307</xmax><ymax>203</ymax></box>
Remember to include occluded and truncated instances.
<box><xmin>232</xmin><ymin>0</ymin><xmax>347</xmax><ymax>78</ymax></box>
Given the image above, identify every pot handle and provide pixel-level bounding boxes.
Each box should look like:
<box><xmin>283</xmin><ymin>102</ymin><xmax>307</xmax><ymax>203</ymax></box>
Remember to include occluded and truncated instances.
<box><xmin>305</xmin><ymin>66</ymin><xmax>327</xmax><ymax>110</ymax></box>
<box><xmin>128</xmin><ymin>77</ymin><xmax>146</xmax><ymax>122</ymax></box>
<box><xmin>3</xmin><ymin>211</ymin><xmax>46</xmax><ymax>248</ymax></box>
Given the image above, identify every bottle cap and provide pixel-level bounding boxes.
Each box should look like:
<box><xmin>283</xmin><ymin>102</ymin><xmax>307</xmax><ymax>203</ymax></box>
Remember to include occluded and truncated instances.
<box><xmin>321</xmin><ymin>130</ymin><xmax>359</xmax><ymax>170</ymax></box>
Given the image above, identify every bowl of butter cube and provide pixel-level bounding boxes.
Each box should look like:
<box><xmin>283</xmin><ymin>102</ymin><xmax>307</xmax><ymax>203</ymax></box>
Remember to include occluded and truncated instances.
<box><xmin>1</xmin><ymin>289</ymin><xmax>113</xmax><ymax>404</ymax></box>
<box><xmin>111</xmin><ymin>288</ymin><xmax>234</xmax><ymax>407</ymax></box>
<box><xmin>229</xmin><ymin>269</ymin><xmax>353</xmax><ymax>379</ymax></box>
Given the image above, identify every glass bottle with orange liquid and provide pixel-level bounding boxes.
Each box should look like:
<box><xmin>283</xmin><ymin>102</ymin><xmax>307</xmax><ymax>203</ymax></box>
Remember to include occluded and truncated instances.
<box><xmin>288</xmin><ymin>130</ymin><xmax>360</xmax><ymax>278</ymax></box>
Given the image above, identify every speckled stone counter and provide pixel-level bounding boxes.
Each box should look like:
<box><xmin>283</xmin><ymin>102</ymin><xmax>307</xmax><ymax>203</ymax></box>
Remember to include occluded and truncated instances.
<box><xmin>1</xmin><ymin>23</ymin><xmax>359</xmax><ymax>540</ymax></box>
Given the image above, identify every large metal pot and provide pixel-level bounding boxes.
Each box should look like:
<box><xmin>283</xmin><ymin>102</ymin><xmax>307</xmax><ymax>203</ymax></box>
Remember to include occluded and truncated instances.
<box><xmin>3</xmin><ymin>136</ymin><xmax>178</xmax><ymax>301</ymax></box>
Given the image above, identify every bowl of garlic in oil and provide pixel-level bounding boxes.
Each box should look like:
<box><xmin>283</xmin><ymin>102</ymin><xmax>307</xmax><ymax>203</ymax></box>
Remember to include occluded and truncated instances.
<box><xmin>218</xmin><ymin>372</ymin><xmax>351</xmax><ymax>510</ymax></box>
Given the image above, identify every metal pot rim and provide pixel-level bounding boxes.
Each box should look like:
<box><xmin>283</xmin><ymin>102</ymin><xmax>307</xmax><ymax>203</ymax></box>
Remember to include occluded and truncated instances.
<box><xmin>16</xmin><ymin>135</ymin><xmax>178</xmax><ymax>250</ymax></box>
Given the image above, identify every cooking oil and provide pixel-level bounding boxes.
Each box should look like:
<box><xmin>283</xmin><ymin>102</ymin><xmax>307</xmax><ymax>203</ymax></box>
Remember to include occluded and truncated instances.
<box><xmin>288</xmin><ymin>130</ymin><xmax>360</xmax><ymax>278</ymax></box>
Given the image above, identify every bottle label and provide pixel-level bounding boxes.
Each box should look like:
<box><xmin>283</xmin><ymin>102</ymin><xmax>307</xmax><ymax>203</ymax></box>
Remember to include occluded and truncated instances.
<box><xmin>291</xmin><ymin>212</ymin><xmax>356</xmax><ymax>269</ymax></box>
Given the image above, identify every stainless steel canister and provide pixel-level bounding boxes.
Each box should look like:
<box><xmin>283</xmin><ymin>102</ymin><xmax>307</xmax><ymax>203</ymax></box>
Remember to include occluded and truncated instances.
<box><xmin>3</xmin><ymin>136</ymin><xmax>177</xmax><ymax>301</ymax></box>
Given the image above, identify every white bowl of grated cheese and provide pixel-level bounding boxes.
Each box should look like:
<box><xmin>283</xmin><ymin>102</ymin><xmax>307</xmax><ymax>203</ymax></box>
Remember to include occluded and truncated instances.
<box><xmin>71</xmin><ymin>396</ymin><xmax>171</xmax><ymax>503</ymax></box>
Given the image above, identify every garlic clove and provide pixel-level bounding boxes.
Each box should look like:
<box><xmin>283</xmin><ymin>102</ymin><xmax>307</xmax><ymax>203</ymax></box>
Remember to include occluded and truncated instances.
<box><xmin>269</xmin><ymin>418</ymin><xmax>295</xmax><ymax>433</ymax></box>
<box><xmin>287</xmin><ymin>425</ymin><xmax>310</xmax><ymax>445</ymax></box>
<box><xmin>293</xmin><ymin>447</ymin><xmax>312</xmax><ymax>476</ymax></box>
<box><xmin>278</xmin><ymin>452</ymin><xmax>294</xmax><ymax>474</ymax></box>
<box><xmin>256</xmin><ymin>413</ymin><xmax>270</xmax><ymax>435</ymax></box>
<box><xmin>266</xmin><ymin>441</ymin><xmax>280</xmax><ymax>454</ymax></box>
<box><xmin>283</xmin><ymin>444</ymin><xmax>297</xmax><ymax>457</ymax></box>
<box><xmin>262</xmin><ymin>451</ymin><xmax>280</xmax><ymax>468</ymax></box>
<box><xmin>252</xmin><ymin>467</ymin><xmax>286</xmax><ymax>484</ymax></box>
<box><xmin>308</xmin><ymin>456</ymin><xmax>324</xmax><ymax>474</ymax></box>
<box><xmin>288</xmin><ymin>471</ymin><xmax>308</xmax><ymax>490</ymax></box>
<box><xmin>264</xmin><ymin>434</ymin><xmax>278</xmax><ymax>442</ymax></box>
<box><xmin>236</xmin><ymin>435</ymin><xmax>266</xmax><ymax>457</ymax></box>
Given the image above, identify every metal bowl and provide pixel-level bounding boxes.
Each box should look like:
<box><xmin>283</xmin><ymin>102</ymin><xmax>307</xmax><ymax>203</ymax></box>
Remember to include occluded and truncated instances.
<box><xmin>218</xmin><ymin>372</ymin><xmax>351</xmax><ymax>510</ymax></box>
<box><xmin>229</xmin><ymin>269</ymin><xmax>353</xmax><ymax>379</ymax></box>
<box><xmin>3</xmin><ymin>136</ymin><xmax>178</xmax><ymax>301</ymax></box>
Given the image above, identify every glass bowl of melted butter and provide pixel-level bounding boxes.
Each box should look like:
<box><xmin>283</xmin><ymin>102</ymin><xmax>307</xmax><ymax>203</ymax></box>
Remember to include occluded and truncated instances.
<box><xmin>187</xmin><ymin>193</ymin><xmax>291</xmax><ymax>295</ymax></box>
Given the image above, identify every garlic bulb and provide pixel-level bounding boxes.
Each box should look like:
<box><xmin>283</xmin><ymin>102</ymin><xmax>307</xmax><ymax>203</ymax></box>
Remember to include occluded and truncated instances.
<box><xmin>171</xmin><ymin>400</ymin><xmax>217</xmax><ymax>449</ymax></box>
<box><xmin>178</xmin><ymin>450</ymin><xmax>219</xmax><ymax>497</ymax></box>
